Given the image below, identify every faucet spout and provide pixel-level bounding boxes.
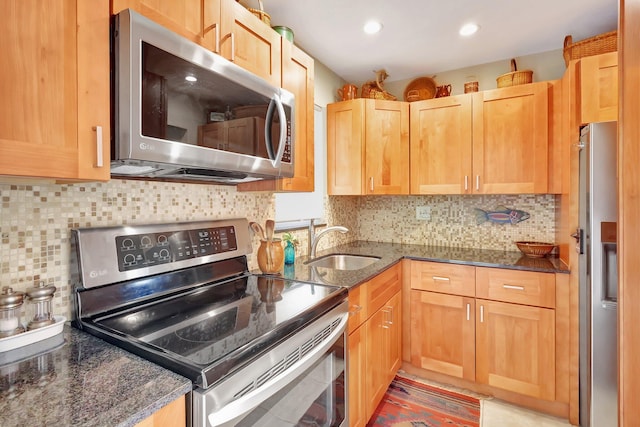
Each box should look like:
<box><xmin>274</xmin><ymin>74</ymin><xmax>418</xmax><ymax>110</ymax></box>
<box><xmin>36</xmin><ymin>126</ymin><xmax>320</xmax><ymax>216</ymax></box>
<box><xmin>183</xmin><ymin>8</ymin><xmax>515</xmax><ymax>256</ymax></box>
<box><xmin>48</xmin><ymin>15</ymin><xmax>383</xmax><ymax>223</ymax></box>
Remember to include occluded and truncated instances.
<box><xmin>310</xmin><ymin>226</ymin><xmax>349</xmax><ymax>259</ymax></box>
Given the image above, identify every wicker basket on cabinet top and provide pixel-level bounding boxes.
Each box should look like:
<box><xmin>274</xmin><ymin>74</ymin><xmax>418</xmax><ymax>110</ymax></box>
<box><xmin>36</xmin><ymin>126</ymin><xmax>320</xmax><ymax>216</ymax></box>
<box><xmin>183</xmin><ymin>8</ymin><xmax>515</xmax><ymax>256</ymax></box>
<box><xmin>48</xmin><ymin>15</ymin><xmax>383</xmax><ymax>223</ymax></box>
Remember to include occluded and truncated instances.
<box><xmin>563</xmin><ymin>30</ymin><xmax>617</xmax><ymax>66</ymax></box>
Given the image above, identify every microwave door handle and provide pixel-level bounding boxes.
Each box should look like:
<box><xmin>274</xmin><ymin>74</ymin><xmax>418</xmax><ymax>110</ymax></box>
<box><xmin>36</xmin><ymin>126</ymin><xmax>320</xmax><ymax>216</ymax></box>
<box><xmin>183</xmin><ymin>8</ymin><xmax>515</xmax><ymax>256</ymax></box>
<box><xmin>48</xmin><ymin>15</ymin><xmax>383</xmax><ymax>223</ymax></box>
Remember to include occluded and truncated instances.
<box><xmin>264</xmin><ymin>96</ymin><xmax>287</xmax><ymax>168</ymax></box>
<box><xmin>265</xmin><ymin>99</ymin><xmax>277</xmax><ymax>161</ymax></box>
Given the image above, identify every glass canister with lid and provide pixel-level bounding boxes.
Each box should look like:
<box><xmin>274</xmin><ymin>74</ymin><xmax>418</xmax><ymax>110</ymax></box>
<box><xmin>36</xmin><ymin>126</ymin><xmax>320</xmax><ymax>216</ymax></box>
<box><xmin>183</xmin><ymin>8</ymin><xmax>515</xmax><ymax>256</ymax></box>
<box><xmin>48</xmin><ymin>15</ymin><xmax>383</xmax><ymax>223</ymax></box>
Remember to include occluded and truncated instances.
<box><xmin>25</xmin><ymin>282</ymin><xmax>57</xmax><ymax>330</ymax></box>
<box><xmin>0</xmin><ymin>287</ymin><xmax>26</xmax><ymax>338</ymax></box>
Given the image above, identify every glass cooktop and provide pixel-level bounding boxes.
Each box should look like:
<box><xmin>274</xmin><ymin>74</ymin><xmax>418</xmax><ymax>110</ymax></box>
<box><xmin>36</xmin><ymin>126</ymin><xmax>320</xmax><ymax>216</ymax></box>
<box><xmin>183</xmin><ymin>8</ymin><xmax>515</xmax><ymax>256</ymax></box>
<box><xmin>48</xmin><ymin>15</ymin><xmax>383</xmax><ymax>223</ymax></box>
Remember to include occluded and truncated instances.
<box><xmin>95</xmin><ymin>275</ymin><xmax>340</xmax><ymax>367</ymax></box>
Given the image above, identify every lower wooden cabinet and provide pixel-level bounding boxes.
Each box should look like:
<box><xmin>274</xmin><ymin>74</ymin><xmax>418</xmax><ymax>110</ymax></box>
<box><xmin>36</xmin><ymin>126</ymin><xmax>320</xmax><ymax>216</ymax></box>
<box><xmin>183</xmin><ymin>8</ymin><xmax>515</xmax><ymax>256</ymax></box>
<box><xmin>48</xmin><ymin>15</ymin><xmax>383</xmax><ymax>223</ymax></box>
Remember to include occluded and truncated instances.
<box><xmin>410</xmin><ymin>290</ymin><xmax>476</xmax><ymax>381</ymax></box>
<box><xmin>475</xmin><ymin>299</ymin><xmax>556</xmax><ymax>400</ymax></box>
<box><xmin>134</xmin><ymin>395</ymin><xmax>186</xmax><ymax>427</ymax></box>
<box><xmin>409</xmin><ymin>260</ymin><xmax>558</xmax><ymax>402</ymax></box>
<box><xmin>347</xmin><ymin>263</ymin><xmax>402</xmax><ymax>426</ymax></box>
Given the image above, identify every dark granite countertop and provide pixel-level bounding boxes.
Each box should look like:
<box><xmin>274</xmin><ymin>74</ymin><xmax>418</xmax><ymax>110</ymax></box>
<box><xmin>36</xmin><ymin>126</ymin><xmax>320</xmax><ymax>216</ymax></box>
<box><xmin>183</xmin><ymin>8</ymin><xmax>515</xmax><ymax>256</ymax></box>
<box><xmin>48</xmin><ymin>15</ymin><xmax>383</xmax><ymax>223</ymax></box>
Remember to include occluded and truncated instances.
<box><xmin>279</xmin><ymin>240</ymin><xmax>569</xmax><ymax>289</ymax></box>
<box><xmin>0</xmin><ymin>325</ymin><xmax>192</xmax><ymax>427</ymax></box>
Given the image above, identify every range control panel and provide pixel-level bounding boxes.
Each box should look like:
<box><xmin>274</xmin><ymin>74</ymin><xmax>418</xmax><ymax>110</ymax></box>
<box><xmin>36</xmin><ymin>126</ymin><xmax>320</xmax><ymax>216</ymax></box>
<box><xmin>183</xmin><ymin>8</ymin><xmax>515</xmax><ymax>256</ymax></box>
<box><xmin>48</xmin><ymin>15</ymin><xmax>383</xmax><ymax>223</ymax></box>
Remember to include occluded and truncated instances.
<box><xmin>115</xmin><ymin>226</ymin><xmax>237</xmax><ymax>271</ymax></box>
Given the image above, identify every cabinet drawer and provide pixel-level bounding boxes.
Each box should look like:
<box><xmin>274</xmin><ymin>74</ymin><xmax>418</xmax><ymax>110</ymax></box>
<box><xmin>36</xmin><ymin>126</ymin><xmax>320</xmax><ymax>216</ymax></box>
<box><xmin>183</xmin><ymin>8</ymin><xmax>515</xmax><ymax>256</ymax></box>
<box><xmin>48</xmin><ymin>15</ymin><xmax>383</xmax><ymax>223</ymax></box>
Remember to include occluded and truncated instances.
<box><xmin>410</xmin><ymin>261</ymin><xmax>475</xmax><ymax>297</ymax></box>
<box><xmin>348</xmin><ymin>285</ymin><xmax>368</xmax><ymax>334</ymax></box>
<box><xmin>367</xmin><ymin>263</ymin><xmax>402</xmax><ymax>317</ymax></box>
<box><xmin>476</xmin><ymin>267</ymin><xmax>555</xmax><ymax>308</ymax></box>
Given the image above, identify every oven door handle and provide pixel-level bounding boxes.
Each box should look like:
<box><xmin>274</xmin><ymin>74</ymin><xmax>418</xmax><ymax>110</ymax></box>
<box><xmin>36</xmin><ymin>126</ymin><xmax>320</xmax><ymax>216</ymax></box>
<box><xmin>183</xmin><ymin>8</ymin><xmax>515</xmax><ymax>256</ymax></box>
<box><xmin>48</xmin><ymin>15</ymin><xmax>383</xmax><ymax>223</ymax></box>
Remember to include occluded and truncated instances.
<box><xmin>207</xmin><ymin>313</ymin><xmax>348</xmax><ymax>427</ymax></box>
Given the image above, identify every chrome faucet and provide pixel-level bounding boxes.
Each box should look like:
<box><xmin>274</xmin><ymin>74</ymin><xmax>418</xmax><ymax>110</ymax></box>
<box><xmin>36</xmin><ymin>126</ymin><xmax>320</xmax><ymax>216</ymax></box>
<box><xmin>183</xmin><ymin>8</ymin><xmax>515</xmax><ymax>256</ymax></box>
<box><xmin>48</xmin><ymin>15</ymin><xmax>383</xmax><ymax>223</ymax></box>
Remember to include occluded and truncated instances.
<box><xmin>310</xmin><ymin>226</ymin><xmax>349</xmax><ymax>259</ymax></box>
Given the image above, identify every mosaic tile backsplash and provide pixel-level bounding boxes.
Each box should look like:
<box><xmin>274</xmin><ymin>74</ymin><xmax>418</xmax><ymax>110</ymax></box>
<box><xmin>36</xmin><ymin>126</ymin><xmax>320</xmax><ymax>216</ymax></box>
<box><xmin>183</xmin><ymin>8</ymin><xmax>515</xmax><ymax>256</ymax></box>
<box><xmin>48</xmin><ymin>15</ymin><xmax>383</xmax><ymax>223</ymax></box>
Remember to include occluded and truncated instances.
<box><xmin>0</xmin><ymin>180</ymin><xmax>274</xmax><ymax>319</ymax></box>
<box><xmin>327</xmin><ymin>194</ymin><xmax>556</xmax><ymax>250</ymax></box>
<box><xmin>1</xmin><ymin>179</ymin><xmax>555</xmax><ymax>320</ymax></box>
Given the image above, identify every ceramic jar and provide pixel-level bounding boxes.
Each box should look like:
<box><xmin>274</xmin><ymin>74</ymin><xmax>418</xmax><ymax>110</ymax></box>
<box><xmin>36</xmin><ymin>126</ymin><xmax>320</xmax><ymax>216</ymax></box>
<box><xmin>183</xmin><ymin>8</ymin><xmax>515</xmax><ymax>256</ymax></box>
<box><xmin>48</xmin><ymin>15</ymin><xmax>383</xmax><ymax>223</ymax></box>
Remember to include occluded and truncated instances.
<box><xmin>257</xmin><ymin>239</ymin><xmax>284</xmax><ymax>274</ymax></box>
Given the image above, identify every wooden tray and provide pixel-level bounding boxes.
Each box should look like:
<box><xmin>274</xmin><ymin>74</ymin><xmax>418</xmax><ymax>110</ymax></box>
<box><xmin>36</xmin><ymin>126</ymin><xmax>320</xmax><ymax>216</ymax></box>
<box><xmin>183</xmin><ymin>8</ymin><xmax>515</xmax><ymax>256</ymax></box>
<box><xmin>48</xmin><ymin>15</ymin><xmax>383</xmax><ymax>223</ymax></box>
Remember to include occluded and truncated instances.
<box><xmin>404</xmin><ymin>77</ymin><xmax>436</xmax><ymax>101</ymax></box>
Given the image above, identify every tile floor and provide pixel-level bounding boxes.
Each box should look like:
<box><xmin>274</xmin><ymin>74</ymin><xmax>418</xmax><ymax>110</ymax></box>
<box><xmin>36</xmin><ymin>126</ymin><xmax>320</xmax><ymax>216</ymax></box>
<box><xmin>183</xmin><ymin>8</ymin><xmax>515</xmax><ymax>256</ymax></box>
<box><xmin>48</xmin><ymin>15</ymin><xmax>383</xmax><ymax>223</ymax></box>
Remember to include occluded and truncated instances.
<box><xmin>481</xmin><ymin>399</ymin><xmax>574</xmax><ymax>426</ymax></box>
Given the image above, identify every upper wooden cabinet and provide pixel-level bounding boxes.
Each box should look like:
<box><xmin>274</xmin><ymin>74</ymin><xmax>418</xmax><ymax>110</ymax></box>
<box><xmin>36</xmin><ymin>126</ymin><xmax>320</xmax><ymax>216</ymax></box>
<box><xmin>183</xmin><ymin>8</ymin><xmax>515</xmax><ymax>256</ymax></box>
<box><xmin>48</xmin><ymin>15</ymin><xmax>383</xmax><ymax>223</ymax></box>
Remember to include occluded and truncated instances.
<box><xmin>410</xmin><ymin>82</ymin><xmax>550</xmax><ymax>195</ymax></box>
<box><xmin>472</xmin><ymin>82</ymin><xmax>550</xmax><ymax>194</ymax></box>
<box><xmin>410</xmin><ymin>95</ymin><xmax>473</xmax><ymax>194</ymax></box>
<box><xmin>0</xmin><ymin>0</ymin><xmax>110</xmax><ymax>181</ymax></box>
<box><xmin>112</xmin><ymin>0</ymin><xmax>282</xmax><ymax>86</ymax></box>
<box><xmin>327</xmin><ymin>99</ymin><xmax>410</xmax><ymax>195</ymax></box>
<box><xmin>579</xmin><ymin>52</ymin><xmax>618</xmax><ymax>124</ymax></box>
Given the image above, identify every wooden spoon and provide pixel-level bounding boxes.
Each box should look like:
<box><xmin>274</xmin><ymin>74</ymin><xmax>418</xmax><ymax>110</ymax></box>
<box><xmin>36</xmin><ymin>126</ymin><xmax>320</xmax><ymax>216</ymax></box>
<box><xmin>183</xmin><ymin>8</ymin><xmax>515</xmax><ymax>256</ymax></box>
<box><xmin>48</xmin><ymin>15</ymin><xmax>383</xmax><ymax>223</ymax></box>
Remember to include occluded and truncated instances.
<box><xmin>250</xmin><ymin>222</ymin><xmax>266</xmax><ymax>240</ymax></box>
<box><xmin>265</xmin><ymin>219</ymin><xmax>275</xmax><ymax>271</ymax></box>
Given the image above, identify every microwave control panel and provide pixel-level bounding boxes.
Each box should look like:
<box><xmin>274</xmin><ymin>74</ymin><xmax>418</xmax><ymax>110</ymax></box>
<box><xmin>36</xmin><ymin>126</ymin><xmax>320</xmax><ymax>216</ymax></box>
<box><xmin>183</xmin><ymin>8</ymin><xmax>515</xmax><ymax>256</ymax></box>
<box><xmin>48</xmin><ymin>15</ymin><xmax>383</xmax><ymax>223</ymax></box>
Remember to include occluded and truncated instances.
<box><xmin>115</xmin><ymin>226</ymin><xmax>238</xmax><ymax>271</ymax></box>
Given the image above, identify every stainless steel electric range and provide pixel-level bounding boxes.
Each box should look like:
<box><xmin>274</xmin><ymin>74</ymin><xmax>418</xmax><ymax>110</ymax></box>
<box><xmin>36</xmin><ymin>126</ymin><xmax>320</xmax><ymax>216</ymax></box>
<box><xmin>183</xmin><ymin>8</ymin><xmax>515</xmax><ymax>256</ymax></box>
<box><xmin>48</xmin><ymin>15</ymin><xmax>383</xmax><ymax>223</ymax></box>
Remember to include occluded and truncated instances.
<box><xmin>71</xmin><ymin>218</ymin><xmax>348</xmax><ymax>427</ymax></box>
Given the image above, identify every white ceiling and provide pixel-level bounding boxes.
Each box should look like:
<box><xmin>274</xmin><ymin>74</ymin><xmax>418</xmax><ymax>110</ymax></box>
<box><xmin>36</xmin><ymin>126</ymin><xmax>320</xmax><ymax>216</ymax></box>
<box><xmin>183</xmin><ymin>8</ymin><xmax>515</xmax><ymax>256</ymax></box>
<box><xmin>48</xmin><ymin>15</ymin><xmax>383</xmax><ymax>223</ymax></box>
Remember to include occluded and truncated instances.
<box><xmin>254</xmin><ymin>0</ymin><xmax>618</xmax><ymax>83</ymax></box>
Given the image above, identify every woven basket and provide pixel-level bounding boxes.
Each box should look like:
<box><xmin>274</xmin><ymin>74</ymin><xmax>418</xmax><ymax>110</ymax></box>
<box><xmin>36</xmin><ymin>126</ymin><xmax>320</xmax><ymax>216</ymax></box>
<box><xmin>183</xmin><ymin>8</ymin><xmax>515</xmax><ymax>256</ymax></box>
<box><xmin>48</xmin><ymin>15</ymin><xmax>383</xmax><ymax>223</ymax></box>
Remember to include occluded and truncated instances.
<box><xmin>244</xmin><ymin>0</ymin><xmax>271</xmax><ymax>25</ymax></box>
<box><xmin>563</xmin><ymin>30</ymin><xmax>617</xmax><ymax>66</ymax></box>
<box><xmin>496</xmin><ymin>59</ymin><xmax>533</xmax><ymax>88</ymax></box>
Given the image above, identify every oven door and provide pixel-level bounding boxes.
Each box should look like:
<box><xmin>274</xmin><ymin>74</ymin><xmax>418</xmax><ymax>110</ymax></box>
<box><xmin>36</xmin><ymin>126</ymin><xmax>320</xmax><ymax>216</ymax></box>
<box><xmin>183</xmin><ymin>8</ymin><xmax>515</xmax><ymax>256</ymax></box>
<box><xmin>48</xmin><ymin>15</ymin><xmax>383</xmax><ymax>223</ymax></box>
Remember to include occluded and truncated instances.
<box><xmin>193</xmin><ymin>301</ymin><xmax>348</xmax><ymax>427</ymax></box>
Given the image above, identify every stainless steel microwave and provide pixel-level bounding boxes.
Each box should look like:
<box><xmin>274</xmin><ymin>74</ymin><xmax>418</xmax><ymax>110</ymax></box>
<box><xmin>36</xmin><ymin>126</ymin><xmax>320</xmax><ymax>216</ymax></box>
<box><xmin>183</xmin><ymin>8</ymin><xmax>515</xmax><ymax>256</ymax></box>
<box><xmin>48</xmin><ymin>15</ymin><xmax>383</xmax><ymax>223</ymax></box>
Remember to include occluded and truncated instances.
<box><xmin>112</xmin><ymin>9</ymin><xmax>295</xmax><ymax>184</ymax></box>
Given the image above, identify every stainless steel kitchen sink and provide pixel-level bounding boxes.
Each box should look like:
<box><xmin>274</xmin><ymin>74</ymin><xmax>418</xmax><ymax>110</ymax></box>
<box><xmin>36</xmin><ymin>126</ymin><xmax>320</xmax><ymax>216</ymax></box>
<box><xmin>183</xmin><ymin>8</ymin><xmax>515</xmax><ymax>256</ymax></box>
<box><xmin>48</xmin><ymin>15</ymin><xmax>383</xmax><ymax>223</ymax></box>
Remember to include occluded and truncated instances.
<box><xmin>305</xmin><ymin>254</ymin><xmax>381</xmax><ymax>270</ymax></box>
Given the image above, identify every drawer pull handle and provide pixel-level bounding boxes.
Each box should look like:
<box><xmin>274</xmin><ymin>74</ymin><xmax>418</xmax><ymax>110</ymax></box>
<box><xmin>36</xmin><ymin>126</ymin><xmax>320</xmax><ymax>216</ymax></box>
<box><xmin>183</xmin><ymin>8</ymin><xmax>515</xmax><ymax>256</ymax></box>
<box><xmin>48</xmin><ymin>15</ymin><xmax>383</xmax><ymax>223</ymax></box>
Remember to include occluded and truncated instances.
<box><xmin>503</xmin><ymin>284</ymin><xmax>525</xmax><ymax>291</ymax></box>
<box><xmin>432</xmin><ymin>276</ymin><xmax>450</xmax><ymax>282</ymax></box>
<box><xmin>349</xmin><ymin>305</ymin><xmax>362</xmax><ymax>316</ymax></box>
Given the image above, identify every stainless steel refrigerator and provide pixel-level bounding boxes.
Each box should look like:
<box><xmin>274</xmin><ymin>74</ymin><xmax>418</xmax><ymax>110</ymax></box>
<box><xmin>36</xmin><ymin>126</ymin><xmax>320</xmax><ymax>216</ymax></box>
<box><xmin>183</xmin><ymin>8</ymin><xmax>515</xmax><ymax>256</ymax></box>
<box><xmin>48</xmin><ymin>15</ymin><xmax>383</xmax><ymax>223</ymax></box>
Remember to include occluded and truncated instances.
<box><xmin>578</xmin><ymin>122</ymin><xmax>618</xmax><ymax>427</ymax></box>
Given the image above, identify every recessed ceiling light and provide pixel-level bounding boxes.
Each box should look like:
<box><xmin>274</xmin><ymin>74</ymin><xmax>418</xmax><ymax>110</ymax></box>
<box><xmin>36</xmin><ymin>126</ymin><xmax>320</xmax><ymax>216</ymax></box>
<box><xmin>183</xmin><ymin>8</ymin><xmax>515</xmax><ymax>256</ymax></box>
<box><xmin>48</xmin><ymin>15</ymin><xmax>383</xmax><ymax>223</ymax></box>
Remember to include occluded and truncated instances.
<box><xmin>459</xmin><ymin>23</ymin><xmax>480</xmax><ymax>36</ymax></box>
<box><xmin>363</xmin><ymin>20</ymin><xmax>383</xmax><ymax>34</ymax></box>
<box><xmin>185</xmin><ymin>75</ymin><xmax>197</xmax><ymax>82</ymax></box>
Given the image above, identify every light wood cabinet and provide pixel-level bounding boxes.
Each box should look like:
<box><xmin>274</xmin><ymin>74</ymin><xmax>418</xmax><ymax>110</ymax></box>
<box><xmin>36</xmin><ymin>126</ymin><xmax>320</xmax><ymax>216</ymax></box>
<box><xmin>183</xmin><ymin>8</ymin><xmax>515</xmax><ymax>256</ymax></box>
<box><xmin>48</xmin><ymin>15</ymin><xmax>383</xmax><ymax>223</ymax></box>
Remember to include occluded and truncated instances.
<box><xmin>411</xmin><ymin>290</ymin><xmax>476</xmax><ymax>381</ymax></box>
<box><xmin>410</xmin><ymin>82</ymin><xmax>550</xmax><ymax>195</ymax></box>
<box><xmin>134</xmin><ymin>394</ymin><xmax>186</xmax><ymax>427</ymax></box>
<box><xmin>475</xmin><ymin>298</ymin><xmax>556</xmax><ymax>401</ymax></box>
<box><xmin>0</xmin><ymin>0</ymin><xmax>110</xmax><ymax>182</ymax></box>
<box><xmin>219</xmin><ymin>0</ymin><xmax>282</xmax><ymax>87</ymax></box>
<box><xmin>198</xmin><ymin>117</ymin><xmax>269</xmax><ymax>157</ymax></box>
<box><xmin>579</xmin><ymin>51</ymin><xmax>618</xmax><ymax>124</ymax></box>
<box><xmin>347</xmin><ymin>263</ymin><xmax>402</xmax><ymax>426</ymax></box>
<box><xmin>365</xmin><ymin>290</ymin><xmax>402</xmax><ymax>419</ymax></box>
<box><xmin>348</xmin><ymin>324</ymin><xmax>367</xmax><ymax>427</ymax></box>
<box><xmin>112</xmin><ymin>0</ymin><xmax>212</xmax><ymax>49</ymax></box>
<box><xmin>327</xmin><ymin>99</ymin><xmax>410</xmax><ymax>195</ymax></box>
<box><xmin>410</xmin><ymin>95</ymin><xmax>473</xmax><ymax>194</ymax></box>
<box><xmin>113</xmin><ymin>0</ymin><xmax>281</xmax><ymax>86</ymax></box>
<box><xmin>472</xmin><ymin>82</ymin><xmax>550</xmax><ymax>194</ymax></box>
<box><xmin>409</xmin><ymin>260</ymin><xmax>557</xmax><ymax>401</ymax></box>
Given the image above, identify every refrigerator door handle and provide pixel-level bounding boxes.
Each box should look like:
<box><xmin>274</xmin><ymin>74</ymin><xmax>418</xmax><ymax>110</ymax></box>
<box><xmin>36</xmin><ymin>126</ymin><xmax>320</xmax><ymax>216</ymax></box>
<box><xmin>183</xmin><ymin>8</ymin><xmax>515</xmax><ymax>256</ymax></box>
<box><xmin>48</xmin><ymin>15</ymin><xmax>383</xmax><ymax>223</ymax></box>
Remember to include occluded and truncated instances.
<box><xmin>571</xmin><ymin>228</ymin><xmax>584</xmax><ymax>254</ymax></box>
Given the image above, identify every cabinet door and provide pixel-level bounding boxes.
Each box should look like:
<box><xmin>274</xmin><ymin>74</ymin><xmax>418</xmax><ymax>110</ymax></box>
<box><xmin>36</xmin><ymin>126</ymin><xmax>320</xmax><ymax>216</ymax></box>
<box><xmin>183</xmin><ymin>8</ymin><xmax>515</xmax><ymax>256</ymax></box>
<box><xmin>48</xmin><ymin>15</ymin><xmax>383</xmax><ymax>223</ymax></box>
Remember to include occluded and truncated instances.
<box><xmin>580</xmin><ymin>52</ymin><xmax>618</xmax><ymax>124</ymax></box>
<box><xmin>348</xmin><ymin>326</ymin><xmax>367</xmax><ymax>427</ymax></box>
<box><xmin>1</xmin><ymin>0</ymin><xmax>110</xmax><ymax>181</ymax></box>
<box><xmin>279</xmin><ymin>42</ymin><xmax>314</xmax><ymax>191</ymax></box>
<box><xmin>386</xmin><ymin>291</ymin><xmax>403</xmax><ymax>382</ymax></box>
<box><xmin>410</xmin><ymin>290</ymin><xmax>476</xmax><ymax>381</ymax></box>
<box><xmin>365</xmin><ymin>306</ymin><xmax>389</xmax><ymax>419</ymax></box>
<box><xmin>112</xmin><ymin>0</ymin><xmax>210</xmax><ymax>47</ymax></box>
<box><xmin>364</xmin><ymin>100</ymin><xmax>410</xmax><ymax>195</ymax></box>
<box><xmin>367</xmin><ymin>263</ymin><xmax>402</xmax><ymax>317</ymax></box>
<box><xmin>410</xmin><ymin>95</ymin><xmax>473</xmax><ymax>194</ymax></box>
<box><xmin>327</xmin><ymin>100</ymin><xmax>365</xmax><ymax>195</ymax></box>
<box><xmin>476</xmin><ymin>299</ymin><xmax>556</xmax><ymax>401</ymax></box>
<box><xmin>220</xmin><ymin>0</ymin><xmax>281</xmax><ymax>87</ymax></box>
<box><xmin>472</xmin><ymin>82</ymin><xmax>550</xmax><ymax>194</ymax></box>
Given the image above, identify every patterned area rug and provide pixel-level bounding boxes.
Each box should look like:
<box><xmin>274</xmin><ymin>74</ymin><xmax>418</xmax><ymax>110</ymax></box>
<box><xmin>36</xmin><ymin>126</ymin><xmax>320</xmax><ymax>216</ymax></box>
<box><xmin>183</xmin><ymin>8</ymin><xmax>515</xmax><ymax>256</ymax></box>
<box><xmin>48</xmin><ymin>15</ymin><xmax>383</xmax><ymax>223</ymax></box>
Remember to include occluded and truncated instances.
<box><xmin>367</xmin><ymin>375</ymin><xmax>481</xmax><ymax>427</ymax></box>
